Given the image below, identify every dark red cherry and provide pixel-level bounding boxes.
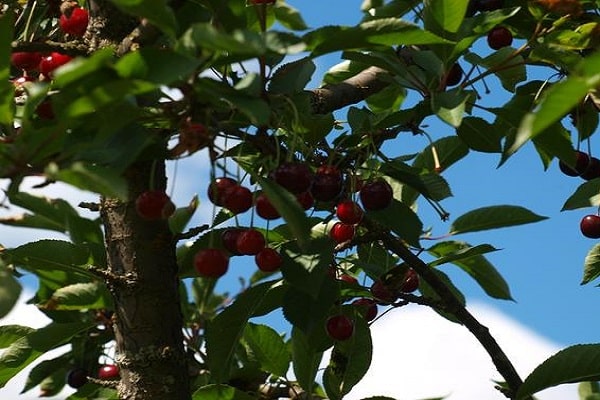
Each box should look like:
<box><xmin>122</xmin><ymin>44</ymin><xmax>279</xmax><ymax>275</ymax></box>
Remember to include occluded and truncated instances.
<box><xmin>272</xmin><ymin>162</ymin><xmax>313</xmax><ymax>194</ymax></box>
<box><xmin>580</xmin><ymin>215</ymin><xmax>600</xmax><ymax>239</ymax></box>
<box><xmin>255</xmin><ymin>193</ymin><xmax>280</xmax><ymax>220</ymax></box>
<box><xmin>581</xmin><ymin>157</ymin><xmax>600</xmax><ymax>180</ymax></box>
<box><xmin>336</xmin><ymin>199</ymin><xmax>363</xmax><ymax>224</ymax></box>
<box><xmin>255</xmin><ymin>247</ymin><xmax>283</xmax><ymax>272</ymax></box>
<box><xmin>359</xmin><ymin>180</ymin><xmax>393</xmax><ymax>211</ymax></box>
<box><xmin>221</xmin><ymin>228</ymin><xmax>245</xmax><ymax>255</ymax></box>
<box><xmin>207</xmin><ymin>177</ymin><xmax>237</xmax><ymax>206</ymax></box>
<box><xmin>330</xmin><ymin>222</ymin><xmax>355</xmax><ymax>243</ymax></box>
<box><xmin>487</xmin><ymin>26</ymin><xmax>513</xmax><ymax>50</ymax></box>
<box><xmin>352</xmin><ymin>298</ymin><xmax>378</xmax><ymax>322</ymax></box>
<box><xmin>325</xmin><ymin>314</ymin><xmax>354</xmax><ymax>341</ymax></box>
<box><xmin>194</xmin><ymin>248</ymin><xmax>229</xmax><ymax>278</ymax></box>
<box><xmin>236</xmin><ymin>229</ymin><xmax>266</xmax><ymax>255</ymax></box>
<box><xmin>559</xmin><ymin>151</ymin><xmax>590</xmax><ymax>177</ymax></box>
<box><xmin>222</xmin><ymin>185</ymin><xmax>253</xmax><ymax>214</ymax></box>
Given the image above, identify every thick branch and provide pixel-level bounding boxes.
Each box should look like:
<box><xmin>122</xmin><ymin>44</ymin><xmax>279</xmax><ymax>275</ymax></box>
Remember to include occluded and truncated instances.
<box><xmin>363</xmin><ymin>218</ymin><xmax>527</xmax><ymax>400</ymax></box>
<box><xmin>309</xmin><ymin>66</ymin><xmax>392</xmax><ymax>114</ymax></box>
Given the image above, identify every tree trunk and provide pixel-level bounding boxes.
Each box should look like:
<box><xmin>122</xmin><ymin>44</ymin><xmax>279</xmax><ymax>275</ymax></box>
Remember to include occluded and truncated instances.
<box><xmin>100</xmin><ymin>159</ymin><xmax>191</xmax><ymax>400</ymax></box>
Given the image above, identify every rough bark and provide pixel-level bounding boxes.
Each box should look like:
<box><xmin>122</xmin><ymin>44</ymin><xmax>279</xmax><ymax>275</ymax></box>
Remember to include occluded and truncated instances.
<box><xmin>100</xmin><ymin>159</ymin><xmax>191</xmax><ymax>400</ymax></box>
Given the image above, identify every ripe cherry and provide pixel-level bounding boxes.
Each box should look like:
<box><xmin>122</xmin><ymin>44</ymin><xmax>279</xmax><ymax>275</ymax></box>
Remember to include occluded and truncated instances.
<box><xmin>559</xmin><ymin>151</ymin><xmax>590</xmax><ymax>177</ymax></box>
<box><xmin>581</xmin><ymin>157</ymin><xmax>600</xmax><ymax>180</ymax></box>
<box><xmin>255</xmin><ymin>247</ymin><xmax>283</xmax><ymax>272</ymax></box>
<box><xmin>10</xmin><ymin>52</ymin><xmax>42</xmax><ymax>71</ymax></box>
<box><xmin>445</xmin><ymin>63</ymin><xmax>463</xmax><ymax>87</ymax></box>
<box><xmin>325</xmin><ymin>314</ymin><xmax>354</xmax><ymax>341</ymax></box>
<box><xmin>311</xmin><ymin>165</ymin><xmax>343</xmax><ymax>202</ymax></box>
<box><xmin>66</xmin><ymin>368</ymin><xmax>88</xmax><ymax>388</ymax></box>
<box><xmin>336</xmin><ymin>199</ymin><xmax>363</xmax><ymax>225</ymax></box>
<box><xmin>35</xmin><ymin>99</ymin><xmax>55</xmax><ymax>120</ymax></box>
<box><xmin>400</xmin><ymin>268</ymin><xmax>420</xmax><ymax>293</ymax></box>
<box><xmin>135</xmin><ymin>190</ymin><xmax>175</xmax><ymax>220</ymax></box>
<box><xmin>255</xmin><ymin>193</ymin><xmax>280</xmax><ymax>220</ymax></box>
<box><xmin>98</xmin><ymin>364</ymin><xmax>119</xmax><ymax>380</ymax></box>
<box><xmin>194</xmin><ymin>248</ymin><xmax>229</xmax><ymax>278</ymax></box>
<box><xmin>222</xmin><ymin>185</ymin><xmax>253</xmax><ymax>214</ymax></box>
<box><xmin>359</xmin><ymin>179</ymin><xmax>393</xmax><ymax>211</ymax></box>
<box><xmin>580</xmin><ymin>215</ymin><xmax>600</xmax><ymax>239</ymax></box>
<box><xmin>236</xmin><ymin>228</ymin><xmax>266</xmax><ymax>255</ymax></box>
<box><xmin>207</xmin><ymin>177</ymin><xmax>237</xmax><ymax>206</ymax></box>
<box><xmin>370</xmin><ymin>280</ymin><xmax>397</xmax><ymax>304</ymax></box>
<box><xmin>39</xmin><ymin>52</ymin><xmax>73</xmax><ymax>78</ymax></box>
<box><xmin>222</xmin><ymin>228</ymin><xmax>245</xmax><ymax>255</ymax></box>
<box><xmin>272</xmin><ymin>162</ymin><xmax>313</xmax><ymax>194</ymax></box>
<box><xmin>338</xmin><ymin>273</ymin><xmax>358</xmax><ymax>285</ymax></box>
<box><xmin>330</xmin><ymin>222</ymin><xmax>355</xmax><ymax>243</ymax></box>
<box><xmin>487</xmin><ymin>26</ymin><xmax>513</xmax><ymax>50</ymax></box>
<box><xmin>352</xmin><ymin>298</ymin><xmax>378</xmax><ymax>322</ymax></box>
<box><xmin>59</xmin><ymin>7</ymin><xmax>89</xmax><ymax>36</ymax></box>
<box><xmin>296</xmin><ymin>191</ymin><xmax>314</xmax><ymax>210</ymax></box>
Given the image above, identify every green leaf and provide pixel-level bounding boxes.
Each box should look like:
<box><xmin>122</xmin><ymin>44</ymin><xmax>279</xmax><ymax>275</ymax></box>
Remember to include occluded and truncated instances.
<box><xmin>205</xmin><ymin>280</ymin><xmax>278</xmax><ymax>383</ymax></box>
<box><xmin>367</xmin><ymin>200</ymin><xmax>423</xmax><ymax>248</ymax></box>
<box><xmin>562</xmin><ymin>180</ymin><xmax>600</xmax><ymax>211</ymax></box>
<box><xmin>45</xmin><ymin>162</ymin><xmax>127</xmax><ymax>200</ymax></box>
<box><xmin>431</xmin><ymin>89</ymin><xmax>472</xmax><ymax>127</ymax></box>
<box><xmin>110</xmin><ymin>0</ymin><xmax>178</xmax><ymax>37</ymax></box>
<box><xmin>291</xmin><ymin>327</ymin><xmax>324</xmax><ymax>395</ymax></box>
<box><xmin>255</xmin><ymin>176</ymin><xmax>312</xmax><ymax>250</ymax></box>
<box><xmin>509</xmin><ymin>51</ymin><xmax>600</xmax><ymax>156</ymax></box>
<box><xmin>517</xmin><ymin>344</ymin><xmax>600</xmax><ymax>399</ymax></box>
<box><xmin>323</xmin><ymin>316</ymin><xmax>372</xmax><ymax>400</ymax></box>
<box><xmin>412</xmin><ymin>136</ymin><xmax>470</xmax><ymax>172</ymax></box>
<box><xmin>304</xmin><ymin>18</ymin><xmax>451</xmax><ymax>57</ymax></box>
<box><xmin>0</xmin><ymin>267</ymin><xmax>22</xmax><ymax>318</ymax></box>
<box><xmin>449</xmin><ymin>205</ymin><xmax>548</xmax><ymax>235</ymax></box>
<box><xmin>0</xmin><ymin>321</ymin><xmax>94</xmax><ymax>387</ymax></box>
<box><xmin>426</xmin><ymin>0</ymin><xmax>468</xmax><ymax>33</ymax></box>
<box><xmin>22</xmin><ymin>353</ymin><xmax>70</xmax><ymax>394</ymax></box>
<box><xmin>115</xmin><ymin>48</ymin><xmax>200</xmax><ymax>85</ymax></box>
<box><xmin>418</xmin><ymin>269</ymin><xmax>465</xmax><ymax>323</ymax></box>
<box><xmin>274</xmin><ymin>2</ymin><xmax>308</xmax><ymax>31</ymax></box>
<box><xmin>457</xmin><ymin>116</ymin><xmax>503</xmax><ymax>153</ymax></box>
<box><xmin>382</xmin><ymin>160</ymin><xmax>452</xmax><ymax>202</ymax></box>
<box><xmin>269</xmin><ymin>57</ymin><xmax>316</xmax><ymax>95</ymax></box>
<box><xmin>47</xmin><ymin>282</ymin><xmax>112</xmax><ymax>311</ymax></box>
<box><xmin>0</xmin><ymin>14</ymin><xmax>14</xmax><ymax>125</ymax></box>
<box><xmin>192</xmin><ymin>384</ymin><xmax>256</xmax><ymax>400</ymax></box>
<box><xmin>3</xmin><ymin>239</ymin><xmax>91</xmax><ymax>277</ymax></box>
<box><xmin>427</xmin><ymin>241</ymin><xmax>513</xmax><ymax>300</ymax></box>
<box><xmin>0</xmin><ymin>326</ymin><xmax>34</xmax><ymax>349</ymax></box>
<box><xmin>169</xmin><ymin>195</ymin><xmax>199</xmax><ymax>235</ymax></box>
<box><xmin>243</xmin><ymin>323</ymin><xmax>290</xmax><ymax>378</ymax></box>
<box><xmin>582</xmin><ymin>243</ymin><xmax>600</xmax><ymax>285</ymax></box>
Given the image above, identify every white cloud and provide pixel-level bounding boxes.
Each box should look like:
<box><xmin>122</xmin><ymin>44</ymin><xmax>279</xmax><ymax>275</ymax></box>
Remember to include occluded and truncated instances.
<box><xmin>346</xmin><ymin>302</ymin><xmax>577</xmax><ymax>400</ymax></box>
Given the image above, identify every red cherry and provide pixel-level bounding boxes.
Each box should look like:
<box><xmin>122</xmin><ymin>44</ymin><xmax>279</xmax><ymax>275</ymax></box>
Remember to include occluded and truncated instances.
<box><xmin>311</xmin><ymin>166</ymin><xmax>343</xmax><ymax>202</ymax></box>
<box><xmin>39</xmin><ymin>52</ymin><xmax>73</xmax><ymax>78</ymax></box>
<box><xmin>580</xmin><ymin>215</ymin><xmax>600</xmax><ymax>239</ymax></box>
<box><xmin>330</xmin><ymin>222</ymin><xmax>355</xmax><ymax>243</ymax></box>
<box><xmin>487</xmin><ymin>26</ymin><xmax>513</xmax><ymax>50</ymax></box>
<box><xmin>295</xmin><ymin>191</ymin><xmax>314</xmax><ymax>210</ymax></box>
<box><xmin>207</xmin><ymin>177</ymin><xmax>237</xmax><ymax>206</ymax></box>
<box><xmin>236</xmin><ymin>228</ymin><xmax>266</xmax><ymax>255</ymax></box>
<box><xmin>359</xmin><ymin>180</ymin><xmax>393</xmax><ymax>211</ymax></box>
<box><xmin>370</xmin><ymin>280</ymin><xmax>397</xmax><ymax>304</ymax></box>
<box><xmin>445</xmin><ymin>63</ymin><xmax>463</xmax><ymax>87</ymax></box>
<box><xmin>255</xmin><ymin>247</ymin><xmax>282</xmax><ymax>272</ymax></box>
<box><xmin>35</xmin><ymin>99</ymin><xmax>55</xmax><ymax>120</ymax></box>
<box><xmin>10</xmin><ymin>52</ymin><xmax>42</xmax><ymax>71</ymax></box>
<box><xmin>222</xmin><ymin>185</ymin><xmax>253</xmax><ymax>214</ymax></box>
<box><xmin>59</xmin><ymin>7</ymin><xmax>89</xmax><ymax>36</ymax></box>
<box><xmin>135</xmin><ymin>190</ymin><xmax>175</xmax><ymax>220</ymax></box>
<box><xmin>559</xmin><ymin>151</ymin><xmax>590</xmax><ymax>177</ymax></box>
<box><xmin>352</xmin><ymin>298</ymin><xmax>378</xmax><ymax>322</ymax></box>
<box><xmin>222</xmin><ymin>228</ymin><xmax>245</xmax><ymax>255</ymax></box>
<box><xmin>336</xmin><ymin>199</ymin><xmax>363</xmax><ymax>224</ymax></box>
<box><xmin>325</xmin><ymin>314</ymin><xmax>354</xmax><ymax>341</ymax></box>
<box><xmin>67</xmin><ymin>368</ymin><xmax>88</xmax><ymax>388</ymax></box>
<box><xmin>255</xmin><ymin>193</ymin><xmax>280</xmax><ymax>220</ymax></box>
<box><xmin>272</xmin><ymin>162</ymin><xmax>313</xmax><ymax>194</ymax></box>
<box><xmin>400</xmin><ymin>268</ymin><xmax>419</xmax><ymax>293</ymax></box>
<box><xmin>338</xmin><ymin>273</ymin><xmax>358</xmax><ymax>285</ymax></box>
<box><xmin>98</xmin><ymin>364</ymin><xmax>119</xmax><ymax>380</ymax></box>
<box><xmin>581</xmin><ymin>157</ymin><xmax>600</xmax><ymax>180</ymax></box>
<box><xmin>194</xmin><ymin>248</ymin><xmax>229</xmax><ymax>278</ymax></box>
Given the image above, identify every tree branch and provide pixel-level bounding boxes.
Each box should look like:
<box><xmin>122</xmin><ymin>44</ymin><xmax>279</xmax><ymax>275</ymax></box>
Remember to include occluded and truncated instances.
<box><xmin>362</xmin><ymin>218</ymin><xmax>527</xmax><ymax>400</ymax></box>
<box><xmin>309</xmin><ymin>66</ymin><xmax>392</xmax><ymax>114</ymax></box>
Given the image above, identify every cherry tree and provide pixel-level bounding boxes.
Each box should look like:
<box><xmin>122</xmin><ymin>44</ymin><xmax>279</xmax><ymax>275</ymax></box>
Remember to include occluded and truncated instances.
<box><xmin>1</xmin><ymin>0</ymin><xmax>600</xmax><ymax>399</ymax></box>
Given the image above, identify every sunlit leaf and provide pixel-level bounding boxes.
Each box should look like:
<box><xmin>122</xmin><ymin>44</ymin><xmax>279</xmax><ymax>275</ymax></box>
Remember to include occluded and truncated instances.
<box><xmin>0</xmin><ymin>267</ymin><xmax>21</xmax><ymax>318</ymax></box>
<box><xmin>517</xmin><ymin>344</ymin><xmax>600</xmax><ymax>399</ymax></box>
<box><xmin>562</xmin><ymin>179</ymin><xmax>600</xmax><ymax>211</ymax></box>
<box><xmin>582</xmin><ymin>243</ymin><xmax>600</xmax><ymax>285</ymax></box>
<box><xmin>110</xmin><ymin>0</ymin><xmax>178</xmax><ymax>37</ymax></box>
<box><xmin>243</xmin><ymin>323</ymin><xmax>290</xmax><ymax>377</ymax></box>
<box><xmin>192</xmin><ymin>384</ymin><xmax>256</xmax><ymax>400</ymax></box>
<box><xmin>426</xmin><ymin>0</ymin><xmax>468</xmax><ymax>33</ymax></box>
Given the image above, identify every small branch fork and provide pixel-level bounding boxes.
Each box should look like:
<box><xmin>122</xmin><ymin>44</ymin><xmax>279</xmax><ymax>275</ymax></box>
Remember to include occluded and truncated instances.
<box><xmin>361</xmin><ymin>217</ymin><xmax>528</xmax><ymax>400</ymax></box>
